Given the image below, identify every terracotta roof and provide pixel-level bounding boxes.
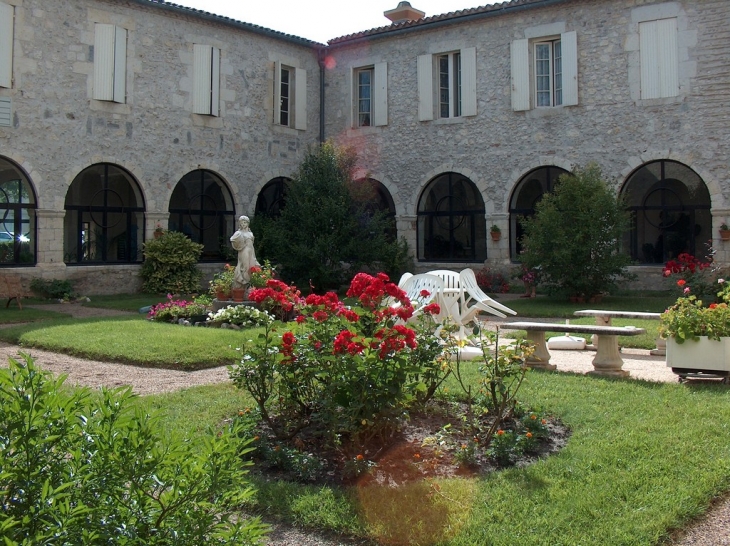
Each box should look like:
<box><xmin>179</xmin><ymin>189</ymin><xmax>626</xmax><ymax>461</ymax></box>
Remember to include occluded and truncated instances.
<box><xmin>328</xmin><ymin>0</ymin><xmax>564</xmax><ymax>45</ymax></box>
<box><xmin>132</xmin><ymin>0</ymin><xmax>324</xmax><ymax>47</ymax></box>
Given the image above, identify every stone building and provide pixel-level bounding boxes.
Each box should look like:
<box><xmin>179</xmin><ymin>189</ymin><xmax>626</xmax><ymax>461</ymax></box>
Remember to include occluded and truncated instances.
<box><xmin>1</xmin><ymin>0</ymin><xmax>728</xmax><ymax>293</ymax></box>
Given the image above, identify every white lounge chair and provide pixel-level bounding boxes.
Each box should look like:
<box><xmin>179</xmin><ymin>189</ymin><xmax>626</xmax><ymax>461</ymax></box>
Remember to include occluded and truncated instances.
<box><xmin>398</xmin><ymin>273</ymin><xmax>445</xmax><ymax>322</ymax></box>
<box><xmin>459</xmin><ymin>268</ymin><xmax>517</xmax><ymax>319</ymax></box>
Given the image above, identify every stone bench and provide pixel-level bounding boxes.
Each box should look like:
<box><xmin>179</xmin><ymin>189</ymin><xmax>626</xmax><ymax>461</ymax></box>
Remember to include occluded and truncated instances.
<box><xmin>574</xmin><ymin>309</ymin><xmax>664</xmax><ymax>355</ymax></box>
<box><xmin>0</xmin><ymin>274</ymin><xmax>26</xmax><ymax>310</ymax></box>
<box><xmin>500</xmin><ymin>321</ymin><xmax>646</xmax><ymax>378</ymax></box>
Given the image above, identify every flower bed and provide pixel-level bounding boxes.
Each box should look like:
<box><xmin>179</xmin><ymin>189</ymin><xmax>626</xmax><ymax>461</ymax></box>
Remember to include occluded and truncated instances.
<box><xmin>207</xmin><ymin>304</ymin><xmax>273</xmax><ymax>328</ymax></box>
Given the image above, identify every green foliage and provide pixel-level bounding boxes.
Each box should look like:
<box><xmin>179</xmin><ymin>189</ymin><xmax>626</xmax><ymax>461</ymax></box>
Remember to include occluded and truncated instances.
<box><xmin>521</xmin><ymin>163</ymin><xmax>635</xmax><ymax>299</ymax></box>
<box><xmin>147</xmin><ymin>294</ymin><xmax>210</xmax><ymax>322</ymax></box>
<box><xmin>660</xmin><ymin>280</ymin><xmax>730</xmax><ymax>342</ymax></box>
<box><xmin>258</xmin><ymin>142</ymin><xmax>409</xmax><ymax>291</ymax></box>
<box><xmin>0</xmin><ymin>354</ymin><xmax>267</xmax><ymax>545</ymax></box>
<box><xmin>140</xmin><ymin>231</ymin><xmax>203</xmax><ymax>294</ymax></box>
<box><xmin>29</xmin><ymin>278</ymin><xmax>75</xmax><ymax>300</ymax></box>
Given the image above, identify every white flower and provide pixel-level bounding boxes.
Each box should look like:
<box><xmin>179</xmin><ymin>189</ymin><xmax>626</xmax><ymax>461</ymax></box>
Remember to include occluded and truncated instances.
<box><xmin>719</xmin><ymin>278</ymin><xmax>725</xmax><ymax>284</ymax></box>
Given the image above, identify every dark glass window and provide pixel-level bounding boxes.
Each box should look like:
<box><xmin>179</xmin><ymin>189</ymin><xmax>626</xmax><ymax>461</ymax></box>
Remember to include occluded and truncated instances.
<box><xmin>64</xmin><ymin>164</ymin><xmax>144</xmax><ymax>264</ymax></box>
<box><xmin>169</xmin><ymin>170</ymin><xmax>235</xmax><ymax>261</ymax></box>
<box><xmin>509</xmin><ymin>166</ymin><xmax>569</xmax><ymax>260</ymax></box>
<box><xmin>622</xmin><ymin>160</ymin><xmax>711</xmax><ymax>264</ymax></box>
<box><xmin>255</xmin><ymin>177</ymin><xmax>290</xmax><ymax>218</ymax></box>
<box><xmin>351</xmin><ymin>178</ymin><xmax>397</xmax><ymax>242</ymax></box>
<box><xmin>0</xmin><ymin>157</ymin><xmax>37</xmax><ymax>265</ymax></box>
<box><xmin>417</xmin><ymin>172</ymin><xmax>485</xmax><ymax>262</ymax></box>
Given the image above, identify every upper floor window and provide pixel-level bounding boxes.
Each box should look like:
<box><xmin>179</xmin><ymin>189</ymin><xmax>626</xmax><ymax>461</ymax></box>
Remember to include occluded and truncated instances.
<box><xmin>93</xmin><ymin>24</ymin><xmax>127</xmax><ymax>103</ymax></box>
<box><xmin>274</xmin><ymin>62</ymin><xmax>306</xmax><ymax>130</ymax></box>
<box><xmin>193</xmin><ymin>44</ymin><xmax>220</xmax><ymax>116</ymax></box>
<box><xmin>418</xmin><ymin>48</ymin><xmax>476</xmax><ymax>121</ymax></box>
<box><xmin>535</xmin><ymin>39</ymin><xmax>562</xmax><ymax>107</ymax></box>
<box><xmin>639</xmin><ymin>18</ymin><xmax>678</xmax><ymax>100</ymax></box>
<box><xmin>511</xmin><ymin>31</ymin><xmax>577</xmax><ymax>111</ymax></box>
<box><xmin>439</xmin><ymin>52</ymin><xmax>461</xmax><ymax>118</ymax></box>
<box><xmin>353</xmin><ymin>63</ymin><xmax>387</xmax><ymax>127</ymax></box>
<box><xmin>0</xmin><ymin>1</ymin><xmax>14</xmax><ymax>89</ymax></box>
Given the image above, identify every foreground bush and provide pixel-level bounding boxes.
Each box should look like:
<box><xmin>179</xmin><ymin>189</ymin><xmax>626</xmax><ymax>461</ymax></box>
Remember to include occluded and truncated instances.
<box><xmin>0</xmin><ymin>354</ymin><xmax>266</xmax><ymax>545</ymax></box>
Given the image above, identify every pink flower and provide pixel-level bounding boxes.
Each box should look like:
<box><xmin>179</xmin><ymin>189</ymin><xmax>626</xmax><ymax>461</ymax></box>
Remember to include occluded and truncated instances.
<box><xmin>683</xmin><ymin>287</ymin><xmax>691</xmax><ymax>294</ymax></box>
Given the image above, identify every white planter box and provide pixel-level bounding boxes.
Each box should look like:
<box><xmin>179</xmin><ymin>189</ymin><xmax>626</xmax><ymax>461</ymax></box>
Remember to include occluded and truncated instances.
<box><xmin>666</xmin><ymin>336</ymin><xmax>730</xmax><ymax>373</ymax></box>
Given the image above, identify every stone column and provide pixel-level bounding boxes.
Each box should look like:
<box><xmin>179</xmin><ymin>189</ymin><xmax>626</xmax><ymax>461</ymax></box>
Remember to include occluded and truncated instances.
<box><xmin>145</xmin><ymin>212</ymin><xmax>170</xmax><ymax>241</ymax></box>
<box><xmin>35</xmin><ymin>209</ymin><xmax>67</xmax><ymax>268</ymax></box>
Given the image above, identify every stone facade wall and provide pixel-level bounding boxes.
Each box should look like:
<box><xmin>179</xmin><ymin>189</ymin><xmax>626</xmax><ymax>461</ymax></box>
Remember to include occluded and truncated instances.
<box><xmin>324</xmin><ymin>0</ymin><xmax>730</xmax><ymax>269</ymax></box>
<box><xmin>2</xmin><ymin>0</ymin><xmax>729</xmax><ymax>294</ymax></box>
<box><xmin>0</xmin><ymin>0</ymin><xmax>321</xmax><ymax>292</ymax></box>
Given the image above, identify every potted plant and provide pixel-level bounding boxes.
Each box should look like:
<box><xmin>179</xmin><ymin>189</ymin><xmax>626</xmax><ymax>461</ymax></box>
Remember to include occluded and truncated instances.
<box><xmin>720</xmin><ymin>223</ymin><xmax>730</xmax><ymax>242</ymax></box>
<box><xmin>209</xmin><ymin>264</ymin><xmax>235</xmax><ymax>301</ymax></box>
<box><xmin>153</xmin><ymin>223</ymin><xmax>165</xmax><ymax>239</ymax></box>
<box><xmin>490</xmin><ymin>224</ymin><xmax>501</xmax><ymax>242</ymax></box>
<box><xmin>660</xmin><ymin>278</ymin><xmax>730</xmax><ymax>375</ymax></box>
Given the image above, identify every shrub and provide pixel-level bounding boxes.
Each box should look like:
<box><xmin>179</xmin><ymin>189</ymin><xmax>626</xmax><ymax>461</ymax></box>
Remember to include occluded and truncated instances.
<box><xmin>140</xmin><ymin>231</ymin><xmax>203</xmax><ymax>294</ymax></box>
<box><xmin>474</xmin><ymin>267</ymin><xmax>510</xmax><ymax>293</ymax></box>
<box><xmin>29</xmin><ymin>278</ymin><xmax>75</xmax><ymax>300</ymax></box>
<box><xmin>520</xmin><ymin>163</ymin><xmax>634</xmax><ymax>299</ymax></box>
<box><xmin>0</xmin><ymin>354</ymin><xmax>267</xmax><ymax>545</ymax></box>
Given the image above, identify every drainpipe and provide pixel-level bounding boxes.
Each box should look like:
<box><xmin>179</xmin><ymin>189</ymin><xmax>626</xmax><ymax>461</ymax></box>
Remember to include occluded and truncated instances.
<box><xmin>318</xmin><ymin>47</ymin><xmax>326</xmax><ymax>144</ymax></box>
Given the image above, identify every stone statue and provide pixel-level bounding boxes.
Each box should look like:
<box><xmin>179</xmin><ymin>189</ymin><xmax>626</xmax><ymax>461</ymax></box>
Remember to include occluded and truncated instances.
<box><xmin>230</xmin><ymin>215</ymin><xmax>259</xmax><ymax>289</ymax></box>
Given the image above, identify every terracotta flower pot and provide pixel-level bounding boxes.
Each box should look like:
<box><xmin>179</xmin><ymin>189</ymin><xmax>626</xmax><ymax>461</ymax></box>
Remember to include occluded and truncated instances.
<box><xmin>231</xmin><ymin>288</ymin><xmax>246</xmax><ymax>302</ymax></box>
<box><xmin>720</xmin><ymin>229</ymin><xmax>730</xmax><ymax>242</ymax></box>
<box><xmin>215</xmin><ymin>291</ymin><xmax>230</xmax><ymax>301</ymax></box>
<box><xmin>490</xmin><ymin>231</ymin><xmax>501</xmax><ymax>242</ymax></box>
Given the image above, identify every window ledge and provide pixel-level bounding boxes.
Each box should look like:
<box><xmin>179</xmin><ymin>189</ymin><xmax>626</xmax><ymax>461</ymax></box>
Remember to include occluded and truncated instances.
<box><xmin>634</xmin><ymin>95</ymin><xmax>684</xmax><ymax>107</ymax></box>
<box><xmin>272</xmin><ymin>124</ymin><xmax>301</xmax><ymax>135</ymax></box>
<box><xmin>429</xmin><ymin>116</ymin><xmax>469</xmax><ymax>125</ymax></box>
<box><xmin>524</xmin><ymin>105</ymin><xmax>572</xmax><ymax>119</ymax></box>
<box><xmin>346</xmin><ymin>126</ymin><xmax>383</xmax><ymax>137</ymax></box>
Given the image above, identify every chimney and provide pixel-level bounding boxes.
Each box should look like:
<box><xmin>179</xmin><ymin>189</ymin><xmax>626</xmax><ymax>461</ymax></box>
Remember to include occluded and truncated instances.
<box><xmin>384</xmin><ymin>1</ymin><xmax>425</xmax><ymax>24</ymax></box>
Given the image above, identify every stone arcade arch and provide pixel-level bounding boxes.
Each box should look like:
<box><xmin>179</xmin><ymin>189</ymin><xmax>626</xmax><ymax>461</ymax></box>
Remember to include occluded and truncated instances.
<box><xmin>0</xmin><ymin>156</ymin><xmax>37</xmax><ymax>265</ymax></box>
<box><xmin>64</xmin><ymin>163</ymin><xmax>145</xmax><ymax>264</ymax></box>
<box><xmin>621</xmin><ymin>160</ymin><xmax>711</xmax><ymax>264</ymax></box>
<box><xmin>417</xmin><ymin>172</ymin><xmax>486</xmax><ymax>262</ymax></box>
<box><xmin>508</xmin><ymin>166</ymin><xmax>569</xmax><ymax>260</ymax></box>
<box><xmin>168</xmin><ymin>169</ymin><xmax>236</xmax><ymax>262</ymax></box>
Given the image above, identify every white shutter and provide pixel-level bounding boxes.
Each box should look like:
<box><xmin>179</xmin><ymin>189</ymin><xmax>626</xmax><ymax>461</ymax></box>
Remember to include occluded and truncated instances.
<box><xmin>657</xmin><ymin>18</ymin><xmax>678</xmax><ymax>98</ymax></box>
<box><xmin>273</xmin><ymin>60</ymin><xmax>281</xmax><ymax>124</ymax></box>
<box><xmin>93</xmin><ymin>24</ymin><xmax>115</xmax><ymax>101</ymax></box>
<box><xmin>561</xmin><ymin>31</ymin><xmax>578</xmax><ymax>106</ymax></box>
<box><xmin>460</xmin><ymin>47</ymin><xmax>477</xmax><ymax>117</ymax></box>
<box><xmin>417</xmin><ymin>54</ymin><xmax>433</xmax><ymax>121</ymax></box>
<box><xmin>639</xmin><ymin>21</ymin><xmax>659</xmax><ymax>99</ymax></box>
<box><xmin>294</xmin><ymin>67</ymin><xmax>306</xmax><ymax>130</ymax></box>
<box><xmin>112</xmin><ymin>27</ymin><xmax>127</xmax><ymax>103</ymax></box>
<box><xmin>374</xmin><ymin>62</ymin><xmax>388</xmax><ymax>126</ymax></box>
<box><xmin>511</xmin><ymin>39</ymin><xmax>530</xmax><ymax>111</ymax></box>
<box><xmin>210</xmin><ymin>46</ymin><xmax>220</xmax><ymax>116</ymax></box>
<box><xmin>0</xmin><ymin>2</ymin><xmax>13</xmax><ymax>89</ymax></box>
<box><xmin>0</xmin><ymin>97</ymin><xmax>10</xmax><ymax>127</ymax></box>
<box><xmin>193</xmin><ymin>44</ymin><xmax>212</xmax><ymax>114</ymax></box>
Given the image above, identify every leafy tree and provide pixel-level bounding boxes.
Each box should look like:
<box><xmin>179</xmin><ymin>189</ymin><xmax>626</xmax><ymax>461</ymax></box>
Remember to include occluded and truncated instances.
<box><xmin>259</xmin><ymin>142</ymin><xmax>411</xmax><ymax>291</ymax></box>
<box><xmin>520</xmin><ymin>164</ymin><xmax>635</xmax><ymax>299</ymax></box>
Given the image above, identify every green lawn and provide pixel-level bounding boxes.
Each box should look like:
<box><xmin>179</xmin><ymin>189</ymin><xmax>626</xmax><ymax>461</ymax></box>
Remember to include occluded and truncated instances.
<box><xmin>140</xmin><ymin>372</ymin><xmax>730</xmax><ymax>546</ymax></box>
<box><xmin>0</xmin><ymin>316</ymin><xmax>265</xmax><ymax>370</ymax></box>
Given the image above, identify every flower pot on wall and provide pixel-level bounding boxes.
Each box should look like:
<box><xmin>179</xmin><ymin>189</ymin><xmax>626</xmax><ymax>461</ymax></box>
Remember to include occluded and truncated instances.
<box><xmin>490</xmin><ymin>231</ymin><xmax>501</xmax><ymax>242</ymax></box>
<box><xmin>720</xmin><ymin>229</ymin><xmax>730</xmax><ymax>242</ymax></box>
<box><xmin>231</xmin><ymin>288</ymin><xmax>246</xmax><ymax>302</ymax></box>
<box><xmin>666</xmin><ymin>336</ymin><xmax>730</xmax><ymax>374</ymax></box>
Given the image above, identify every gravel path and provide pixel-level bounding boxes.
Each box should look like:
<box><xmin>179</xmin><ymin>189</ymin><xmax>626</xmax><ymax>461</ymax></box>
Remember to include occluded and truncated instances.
<box><xmin>1</xmin><ymin>302</ymin><xmax>727</xmax><ymax>545</ymax></box>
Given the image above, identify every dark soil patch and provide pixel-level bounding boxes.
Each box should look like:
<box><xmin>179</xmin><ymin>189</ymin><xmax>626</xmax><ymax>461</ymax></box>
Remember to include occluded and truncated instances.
<box><xmin>246</xmin><ymin>401</ymin><xmax>571</xmax><ymax>487</ymax></box>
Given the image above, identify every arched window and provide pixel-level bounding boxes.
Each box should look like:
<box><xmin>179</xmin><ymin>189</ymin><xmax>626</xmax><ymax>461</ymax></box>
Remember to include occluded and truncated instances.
<box><xmin>417</xmin><ymin>172</ymin><xmax>485</xmax><ymax>262</ymax></box>
<box><xmin>508</xmin><ymin>166</ymin><xmax>569</xmax><ymax>260</ymax></box>
<box><xmin>622</xmin><ymin>160</ymin><xmax>711</xmax><ymax>264</ymax></box>
<box><xmin>64</xmin><ymin>164</ymin><xmax>144</xmax><ymax>264</ymax></box>
<box><xmin>0</xmin><ymin>157</ymin><xmax>37</xmax><ymax>265</ymax></box>
<box><xmin>169</xmin><ymin>170</ymin><xmax>236</xmax><ymax>261</ymax></box>
<box><xmin>255</xmin><ymin>177</ymin><xmax>290</xmax><ymax>217</ymax></box>
<box><xmin>351</xmin><ymin>178</ymin><xmax>396</xmax><ymax>241</ymax></box>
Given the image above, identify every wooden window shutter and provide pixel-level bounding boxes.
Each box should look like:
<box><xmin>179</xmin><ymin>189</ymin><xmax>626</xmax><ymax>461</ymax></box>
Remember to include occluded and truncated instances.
<box><xmin>417</xmin><ymin>54</ymin><xmax>433</xmax><ymax>121</ymax></box>
<box><xmin>561</xmin><ymin>31</ymin><xmax>578</xmax><ymax>106</ymax></box>
<box><xmin>273</xmin><ymin>60</ymin><xmax>282</xmax><ymax>124</ymax></box>
<box><xmin>0</xmin><ymin>2</ymin><xmax>14</xmax><ymax>89</ymax></box>
<box><xmin>460</xmin><ymin>47</ymin><xmax>477</xmax><ymax>117</ymax></box>
<box><xmin>656</xmin><ymin>18</ymin><xmax>678</xmax><ymax>97</ymax></box>
<box><xmin>112</xmin><ymin>27</ymin><xmax>127</xmax><ymax>103</ymax></box>
<box><xmin>93</xmin><ymin>24</ymin><xmax>115</xmax><ymax>101</ymax></box>
<box><xmin>294</xmin><ymin>67</ymin><xmax>306</xmax><ymax>130</ymax></box>
<box><xmin>511</xmin><ymin>39</ymin><xmax>530</xmax><ymax>111</ymax></box>
<box><xmin>374</xmin><ymin>62</ymin><xmax>388</xmax><ymax>126</ymax></box>
<box><xmin>193</xmin><ymin>44</ymin><xmax>216</xmax><ymax>115</ymax></box>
